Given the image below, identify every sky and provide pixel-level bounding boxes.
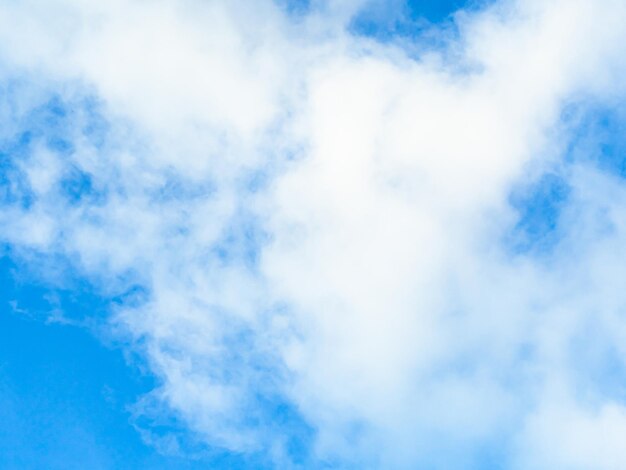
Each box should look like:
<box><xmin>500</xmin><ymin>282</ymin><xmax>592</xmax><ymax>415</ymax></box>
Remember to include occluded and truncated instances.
<box><xmin>1</xmin><ymin>0</ymin><xmax>626</xmax><ymax>469</ymax></box>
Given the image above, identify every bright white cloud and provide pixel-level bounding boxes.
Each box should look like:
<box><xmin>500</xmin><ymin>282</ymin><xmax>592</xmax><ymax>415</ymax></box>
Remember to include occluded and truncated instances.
<box><xmin>1</xmin><ymin>0</ymin><xmax>626</xmax><ymax>468</ymax></box>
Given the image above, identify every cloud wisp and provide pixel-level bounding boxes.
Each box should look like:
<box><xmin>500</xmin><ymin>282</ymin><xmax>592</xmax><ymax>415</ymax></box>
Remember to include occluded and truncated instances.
<box><xmin>2</xmin><ymin>0</ymin><xmax>626</xmax><ymax>468</ymax></box>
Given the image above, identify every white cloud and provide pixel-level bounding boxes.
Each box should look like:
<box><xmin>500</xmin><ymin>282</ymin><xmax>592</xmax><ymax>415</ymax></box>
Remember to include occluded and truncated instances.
<box><xmin>1</xmin><ymin>0</ymin><xmax>626</xmax><ymax>467</ymax></box>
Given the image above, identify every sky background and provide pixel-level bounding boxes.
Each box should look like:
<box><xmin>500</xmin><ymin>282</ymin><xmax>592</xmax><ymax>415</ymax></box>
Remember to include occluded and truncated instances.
<box><xmin>1</xmin><ymin>0</ymin><xmax>626</xmax><ymax>469</ymax></box>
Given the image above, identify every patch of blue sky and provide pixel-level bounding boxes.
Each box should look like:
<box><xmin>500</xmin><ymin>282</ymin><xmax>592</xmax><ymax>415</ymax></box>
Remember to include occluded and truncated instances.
<box><xmin>0</xmin><ymin>252</ymin><xmax>236</xmax><ymax>470</ymax></box>
<box><xmin>1</xmin><ymin>241</ymin><xmax>149</xmax><ymax>322</ymax></box>
<box><xmin>6</xmin><ymin>94</ymin><xmax>78</xmax><ymax>156</ymax></box>
<box><xmin>266</xmin><ymin>401</ymin><xmax>316</xmax><ymax>466</ymax></box>
<box><xmin>405</xmin><ymin>0</ymin><xmax>489</xmax><ymax>23</ymax></box>
<box><xmin>561</xmin><ymin>100</ymin><xmax>626</xmax><ymax>177</ymax></box>
<box><xmin>507</xmin><ymin>172</ymin><xmax>571</xmax><ymax>256</ymax></box>
<box><xmin>276</xmin><ymin>0</ymin><xmax>494</xmax><ymax>37</ymax></box>
<box><xmin>1</xmin><ymin>248</ymin><xmax>104</xmax><ymax>326</ymax></box>
<box><xmin>38</xmin><ymin>95</ymin><xmax>75</xmax><ymax>154</ymax></box>
<box><xmin>2</xmin><ymin>240</ymin><xmax>291</xmax><ymax>469</ymax></box>
<box><xmin>60</xmin><ymin>164</ymin><xmax>104</xmax><ymax>206</ymax></box>
<box><xmin>505</xmin><ymin>99</ymin><xmax>626</xmax><ymax>257</ymax></box>
<box><xmin>0</xmin><ymin>87</ymin><xmax>111</xmax><ymax>210</ymax></box>
<box><xmin>239</xmin><ymin>388</ymin><xmax>316</xmax><ymax>467</ymax></box>
<box><xmin>349</xmin><ymin>0</ymin><xmax>494</xmax><ymax>42</ymax></box>
<box><xmin>0</xmin><ymin>149</ymin><xmax>34</xmax><ymax>209</ymax></box>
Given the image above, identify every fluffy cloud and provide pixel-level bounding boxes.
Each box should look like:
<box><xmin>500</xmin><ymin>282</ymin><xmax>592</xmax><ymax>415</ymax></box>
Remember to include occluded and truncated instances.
<box><xmin>2</xmin><ymin>0</ymin><xmax>626</xmax><ymax>468</ymax></box>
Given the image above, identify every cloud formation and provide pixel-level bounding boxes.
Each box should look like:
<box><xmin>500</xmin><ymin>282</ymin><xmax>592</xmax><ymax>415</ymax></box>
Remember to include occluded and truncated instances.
<box><xmin>2</xmin><ymin>0</ymin><xmax>626</xmax><ymax>467</ymax></box>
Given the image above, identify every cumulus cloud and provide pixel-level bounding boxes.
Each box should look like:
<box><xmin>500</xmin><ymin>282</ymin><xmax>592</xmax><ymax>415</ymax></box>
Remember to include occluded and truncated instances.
<box><xmin>2</xmin><ymin>0</ymin><xmax>626</xmax><ymax>467</ymax></box>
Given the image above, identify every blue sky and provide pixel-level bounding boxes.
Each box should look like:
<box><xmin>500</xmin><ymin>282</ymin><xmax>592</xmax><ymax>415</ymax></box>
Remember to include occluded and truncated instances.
<box><xmin>2</xmin><ymin>0</ymin><xmax>626</xmax><ymax>469</ymax></box>
<box><xmin>351</xmin><ymin>0</ymin><xmax>485</xmax><ymax>38</ymax></box>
